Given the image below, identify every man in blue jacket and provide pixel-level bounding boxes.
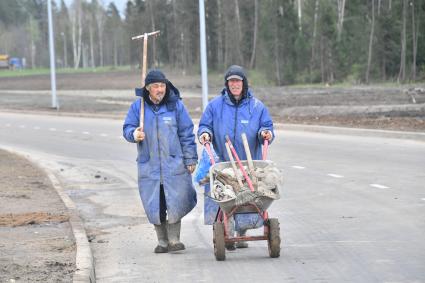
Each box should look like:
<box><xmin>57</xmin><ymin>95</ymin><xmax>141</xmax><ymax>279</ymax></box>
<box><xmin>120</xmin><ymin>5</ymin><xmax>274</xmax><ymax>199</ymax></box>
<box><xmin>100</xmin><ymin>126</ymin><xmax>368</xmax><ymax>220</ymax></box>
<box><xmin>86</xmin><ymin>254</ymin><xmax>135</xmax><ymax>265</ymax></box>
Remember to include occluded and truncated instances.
<box><xmin>198</xmin><ymin>65</ymin><xmax>274</xmax><ymax>249</ymax></box>
<box><xmin>123</xmin><ymin>70</ymin><xmax>197</xmax><ymax>253</ymax></box>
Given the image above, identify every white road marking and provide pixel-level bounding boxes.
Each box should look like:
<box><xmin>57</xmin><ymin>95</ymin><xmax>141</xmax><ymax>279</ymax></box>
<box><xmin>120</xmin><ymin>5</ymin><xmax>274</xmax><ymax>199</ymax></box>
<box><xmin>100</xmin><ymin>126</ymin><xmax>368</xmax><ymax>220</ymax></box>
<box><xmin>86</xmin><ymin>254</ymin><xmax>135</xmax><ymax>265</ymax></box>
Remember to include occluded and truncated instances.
<box><xmin>65</xmin><ymin>129</ymin><xmax>74</xmax><ymax>133</ymax></box>
<box><xmin>421</xmin><ymin>198</ymin><xmax>425</xmax><ymax>201</ymax></box>
<box><xmin>327</xmin><ymin>173</ymin><xmax>344</xmax><ymax>178</ymax></box>
<box><xmin>49</xmin><ymin>128</ymin><xmax>57</xmax><ymax>131</ymax></box>
<box><xmin>19</xmin><ymin>125</ymin><xmax>26</xmax><ymax>128</ymax></box>
<box><xmin>33</xmin><ymin>126</ymin><xmax>40</xmax><ymax>130</ymax></box>
<box><xmin>82</xmin><ymin>131</ymin><xmax>90</xmax><ymax>135</ymax></box>
<box><xmin>100</xmin><ymin>133</ymin><xmax>108</xmax><ymax>137</ymax></box>
<box><xmin>370</xmin><ymin>184</ymin><xmax>390</xmax><ymax>189</ymax></box>
<box><xmin>292</xmin><ymin>165</ymin><xmax>305</xmax><ymax>169</ymax></box>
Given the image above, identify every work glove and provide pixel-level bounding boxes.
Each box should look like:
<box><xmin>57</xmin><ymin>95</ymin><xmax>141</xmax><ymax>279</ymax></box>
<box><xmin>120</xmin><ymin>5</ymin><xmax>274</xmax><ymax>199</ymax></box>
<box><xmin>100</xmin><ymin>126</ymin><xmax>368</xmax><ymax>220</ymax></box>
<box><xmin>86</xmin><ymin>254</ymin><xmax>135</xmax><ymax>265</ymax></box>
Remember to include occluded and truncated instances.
<box><xmin>199</xmin><ymin>132</ymin><xmax>211</xmax><ymax>145</ymax></box>
<box><xmin>261</xmin><ymin>130</ymin><xmax>273</xmax><ymax>141</ymax></box>
<box><xmin>186</xmin><ymin>164</ymin><xmax>196</xmax><ymax>174</ymax></box>
<box><xmin>133</xmin><ymin>127</ymin><xmax>145</xmax><ymax>142</ymax></box>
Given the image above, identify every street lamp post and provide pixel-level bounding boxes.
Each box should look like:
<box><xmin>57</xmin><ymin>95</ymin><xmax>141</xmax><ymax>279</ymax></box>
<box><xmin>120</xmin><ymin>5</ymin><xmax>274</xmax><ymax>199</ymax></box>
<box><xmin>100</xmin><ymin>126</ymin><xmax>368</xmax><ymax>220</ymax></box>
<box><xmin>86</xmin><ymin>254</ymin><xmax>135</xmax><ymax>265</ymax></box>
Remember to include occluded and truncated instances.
<box><xmin>47</xmin><ymin>0</ymin><xmax>58</xmax><ymax>109</ymax></box>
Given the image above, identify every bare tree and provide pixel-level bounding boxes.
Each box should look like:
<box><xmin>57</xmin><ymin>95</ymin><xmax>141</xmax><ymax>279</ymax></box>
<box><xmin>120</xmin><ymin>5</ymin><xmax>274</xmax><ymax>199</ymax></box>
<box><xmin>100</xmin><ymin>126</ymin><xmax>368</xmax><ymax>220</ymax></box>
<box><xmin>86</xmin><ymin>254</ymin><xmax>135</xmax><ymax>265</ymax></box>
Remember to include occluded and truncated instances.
<box><xmin>309</xmin><ymin>0</ymin><xmax>320</xmax><ymax>79</ymax></box>
<box><xmin>336</xmin><ymin>0</ymin><xmax>346</xmax><ymax>40</ymax></box>
<box><xmin>147</xmin><ymin>0</ymin><xmax>157</xmax><ymax>67</ymax></box>
<box><xmin>249</xmin><ymin>0</ymin><xmax>258</xmax><ymax>68</ymax></box>
<box><xmin>234</xmin><ymin>0</ymin><xmax>244</xmax><ymax>64</ymax></box>
<box><xmin>398</xmin><ymin>0</ymin><xmax>407</xmax><ymax>82</ymax></box>
<box><xmin>70</xmin><ymin>0</ymin><xmax>83</xmax><ymax>69</ymax></box>
<box><xmin>217</xmin><ymin>0</ymin><xmax>224</xmax><ymax>67</ymax></box>
<box><xmin>297</xmin><ymin>0</ymin><xmax>302</xmax><ymax>32</ymax></box>
<box><xmin>94</xmin><ymin>0</ymin><xmax>105</xmax><ymax>67</ymax></box>
<box><xmin>366</xmin><ymin>0</ymin><xmax>375</xmax><ymax>84</ymax></box>
<box><xmin>410</xmin><ymin>0</ymin><xmax>418</xmax><ymax>81</ymax></box>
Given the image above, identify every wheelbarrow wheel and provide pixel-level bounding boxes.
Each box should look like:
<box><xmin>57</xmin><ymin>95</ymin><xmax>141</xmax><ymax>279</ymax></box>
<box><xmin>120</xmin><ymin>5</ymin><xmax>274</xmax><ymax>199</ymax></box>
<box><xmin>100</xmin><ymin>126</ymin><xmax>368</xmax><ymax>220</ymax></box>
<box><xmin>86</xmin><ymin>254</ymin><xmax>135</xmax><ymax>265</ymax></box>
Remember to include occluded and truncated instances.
<box><xmin>267</xmin><ymin>218</ymin><xmax>281</xmax><ymax>258</ymax></box>
<box><xmin>213</xmin><ymin>222</ymin><xmax>226</xmax><ymax>261</ymax></box>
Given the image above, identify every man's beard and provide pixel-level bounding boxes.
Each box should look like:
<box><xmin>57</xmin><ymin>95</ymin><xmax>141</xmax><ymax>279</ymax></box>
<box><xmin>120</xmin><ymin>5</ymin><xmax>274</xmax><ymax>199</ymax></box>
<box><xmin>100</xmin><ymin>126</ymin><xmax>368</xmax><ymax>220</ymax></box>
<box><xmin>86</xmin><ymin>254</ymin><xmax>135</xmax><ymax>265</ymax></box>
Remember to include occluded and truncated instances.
<box><xmin>150</xmin><ymin>92</ymin><xmax>165</xmax><ymax>104</ymax></box>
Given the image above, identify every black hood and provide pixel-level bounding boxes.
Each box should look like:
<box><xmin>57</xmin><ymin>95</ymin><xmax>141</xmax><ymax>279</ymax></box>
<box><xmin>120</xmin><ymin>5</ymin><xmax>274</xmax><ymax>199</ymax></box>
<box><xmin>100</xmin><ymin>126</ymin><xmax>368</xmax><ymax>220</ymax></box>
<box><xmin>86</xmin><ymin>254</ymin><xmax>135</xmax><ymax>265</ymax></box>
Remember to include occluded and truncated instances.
<box><xmin>134</xmin><ymin>81</ymin><xmax>181</xmax><ymax>111</ymax></box>
<box><xmin>223</xmin><ymin>65</ymin><xmax>249</xmax><ymax>105</ymax></box>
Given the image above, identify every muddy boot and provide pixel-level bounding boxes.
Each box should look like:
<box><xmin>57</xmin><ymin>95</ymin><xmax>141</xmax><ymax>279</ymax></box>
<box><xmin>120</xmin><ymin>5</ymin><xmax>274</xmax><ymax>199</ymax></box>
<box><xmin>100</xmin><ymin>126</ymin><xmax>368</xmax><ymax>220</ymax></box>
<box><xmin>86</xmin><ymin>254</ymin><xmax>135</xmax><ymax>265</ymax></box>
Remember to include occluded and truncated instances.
<box><xmin>168</xmin><ymin>221</ymin><xmax>185</xmax><ymax>252</ymax></box>
<box><xmin>236</xmin><ymin>229</ymin><xmax>248</xmax><ymax>248</ymax></box>
<box><xmin>154</xmin><ymin>222</ymin><xmax>168</xmax><ymax>253</ymax></box>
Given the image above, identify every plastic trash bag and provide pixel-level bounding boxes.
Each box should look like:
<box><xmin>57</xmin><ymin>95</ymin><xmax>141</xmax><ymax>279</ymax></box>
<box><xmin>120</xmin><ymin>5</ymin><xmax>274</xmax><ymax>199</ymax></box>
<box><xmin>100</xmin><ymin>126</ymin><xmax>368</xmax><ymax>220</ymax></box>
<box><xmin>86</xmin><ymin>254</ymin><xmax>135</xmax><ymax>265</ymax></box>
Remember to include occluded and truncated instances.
<box><xmin>194</xmin><ymin>144</ymin><xmax>219</xmax><ymax>185</ymax></box>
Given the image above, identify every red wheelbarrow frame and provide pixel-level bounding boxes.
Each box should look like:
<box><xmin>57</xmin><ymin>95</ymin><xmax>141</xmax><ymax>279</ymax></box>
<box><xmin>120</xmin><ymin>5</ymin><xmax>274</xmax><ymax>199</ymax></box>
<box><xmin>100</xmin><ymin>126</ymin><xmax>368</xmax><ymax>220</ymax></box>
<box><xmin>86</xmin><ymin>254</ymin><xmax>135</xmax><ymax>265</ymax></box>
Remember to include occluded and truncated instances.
<box><xmin>205</xmin><ymin>140</ymin><xmax>280</xmax><ymax>260</ymax></box>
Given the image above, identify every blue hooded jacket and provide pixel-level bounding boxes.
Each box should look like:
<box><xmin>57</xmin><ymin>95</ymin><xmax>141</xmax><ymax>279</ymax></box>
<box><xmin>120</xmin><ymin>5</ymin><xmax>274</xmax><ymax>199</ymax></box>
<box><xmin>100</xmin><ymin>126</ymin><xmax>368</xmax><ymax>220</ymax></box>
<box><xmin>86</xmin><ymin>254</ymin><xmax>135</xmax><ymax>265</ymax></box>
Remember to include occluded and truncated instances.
<box><xmin>197</xmin><ymin>75</ymin><xmax>274</xmax><ymax>161</ymax></box>
<box><xmin>123</xmin><ymin>82</ymin><xmax>197</xmax><ymax>225</ymax></box>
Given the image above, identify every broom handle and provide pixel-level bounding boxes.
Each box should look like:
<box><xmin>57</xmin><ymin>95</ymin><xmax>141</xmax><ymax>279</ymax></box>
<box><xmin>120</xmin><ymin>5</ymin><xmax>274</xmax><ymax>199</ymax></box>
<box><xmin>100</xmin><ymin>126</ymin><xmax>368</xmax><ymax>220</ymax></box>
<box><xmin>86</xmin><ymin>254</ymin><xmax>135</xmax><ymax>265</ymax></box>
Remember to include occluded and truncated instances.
<box><xmin>225</xmin><ymin>135</ymin><xmax>255</xmax><ymax>192</ymax></box>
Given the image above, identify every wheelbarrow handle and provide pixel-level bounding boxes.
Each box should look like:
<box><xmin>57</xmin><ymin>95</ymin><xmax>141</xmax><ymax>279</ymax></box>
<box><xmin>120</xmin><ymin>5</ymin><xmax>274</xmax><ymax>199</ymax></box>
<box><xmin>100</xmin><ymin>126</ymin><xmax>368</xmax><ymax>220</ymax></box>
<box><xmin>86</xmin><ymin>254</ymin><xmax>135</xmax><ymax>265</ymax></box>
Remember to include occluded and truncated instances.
<box><xmin>204</xmin><ymin>142</ymin><xmax>215</xmax><ymax>165</ymax></box>
<box><xmin>262</xmin><ymin>139</ymin><xmax>269</xmax><ymax>160</ymax></box>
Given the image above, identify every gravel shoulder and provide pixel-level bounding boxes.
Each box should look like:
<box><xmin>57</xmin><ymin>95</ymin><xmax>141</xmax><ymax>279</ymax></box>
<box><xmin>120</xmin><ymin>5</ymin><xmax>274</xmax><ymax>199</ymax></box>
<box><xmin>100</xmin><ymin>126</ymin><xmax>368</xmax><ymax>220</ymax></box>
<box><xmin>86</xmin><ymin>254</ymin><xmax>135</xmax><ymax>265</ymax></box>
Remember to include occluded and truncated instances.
<box><xmin>0</xmin><ymin>149</ymin><xmax>76</xmax><ymax>282</ymax></box>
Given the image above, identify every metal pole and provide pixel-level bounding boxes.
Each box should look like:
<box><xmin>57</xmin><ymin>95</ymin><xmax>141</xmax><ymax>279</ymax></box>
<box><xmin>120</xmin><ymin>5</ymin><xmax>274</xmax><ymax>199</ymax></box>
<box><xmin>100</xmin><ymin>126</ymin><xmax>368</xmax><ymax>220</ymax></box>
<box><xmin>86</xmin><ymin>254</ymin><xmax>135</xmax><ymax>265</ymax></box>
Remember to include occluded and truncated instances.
<box><xmin>199</xmin><ymin>0</ymin><xmax>209</xmax><ymax>110</ymax></box>
<box><xmin>47</xmin><ymin>0</ymin><xmax>58</xmax><ymax>109</ymax></box>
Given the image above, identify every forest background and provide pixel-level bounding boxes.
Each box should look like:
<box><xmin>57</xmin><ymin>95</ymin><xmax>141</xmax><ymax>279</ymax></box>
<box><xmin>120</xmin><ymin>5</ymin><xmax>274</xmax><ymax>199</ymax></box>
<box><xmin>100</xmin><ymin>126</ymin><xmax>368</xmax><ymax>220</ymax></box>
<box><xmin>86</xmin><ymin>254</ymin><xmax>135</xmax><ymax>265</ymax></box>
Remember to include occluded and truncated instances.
<box><xmin>0</xmin><ymin>0</ymin><xmax>424</xmax><ymax>86</ymax></box>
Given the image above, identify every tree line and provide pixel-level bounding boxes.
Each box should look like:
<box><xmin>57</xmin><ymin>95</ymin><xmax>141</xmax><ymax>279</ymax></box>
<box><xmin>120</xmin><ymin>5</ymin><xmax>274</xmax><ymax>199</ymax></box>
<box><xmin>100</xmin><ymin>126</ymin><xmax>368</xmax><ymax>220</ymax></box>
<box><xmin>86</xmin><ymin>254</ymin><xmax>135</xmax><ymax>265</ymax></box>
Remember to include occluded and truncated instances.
<box><xmin>0</xmin><ymin>0</ymin><xmax>424</xmax><ymax>85</ymax></box>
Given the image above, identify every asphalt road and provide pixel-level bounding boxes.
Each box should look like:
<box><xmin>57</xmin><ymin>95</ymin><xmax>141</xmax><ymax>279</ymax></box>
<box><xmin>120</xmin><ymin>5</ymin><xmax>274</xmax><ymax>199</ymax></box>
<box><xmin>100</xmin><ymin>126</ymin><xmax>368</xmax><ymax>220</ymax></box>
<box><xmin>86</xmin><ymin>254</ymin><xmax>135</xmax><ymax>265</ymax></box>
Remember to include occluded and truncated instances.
<box><xmin>1</xmin><ymin>112</ymin><xmax>424</xmax><ymax>282</ymax></box>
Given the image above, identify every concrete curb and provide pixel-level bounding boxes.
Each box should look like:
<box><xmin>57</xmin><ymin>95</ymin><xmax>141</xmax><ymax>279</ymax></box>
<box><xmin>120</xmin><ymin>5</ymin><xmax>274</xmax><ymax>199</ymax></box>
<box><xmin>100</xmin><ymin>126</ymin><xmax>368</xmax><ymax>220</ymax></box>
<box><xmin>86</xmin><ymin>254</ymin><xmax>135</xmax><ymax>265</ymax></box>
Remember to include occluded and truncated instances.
<box><xmin>275</xmin><ymin>123</ymin><xmax>425</xmax><ymax>142</ymax></box>
<box><xmin>1</xmin><ymin>148</ymin><xmax>96</xmax><ymax>283</ymax></box>
<box><xmin>45</xmin><ymin>172</ymin><xmax>96</xmax><ymax>283</ymax></box>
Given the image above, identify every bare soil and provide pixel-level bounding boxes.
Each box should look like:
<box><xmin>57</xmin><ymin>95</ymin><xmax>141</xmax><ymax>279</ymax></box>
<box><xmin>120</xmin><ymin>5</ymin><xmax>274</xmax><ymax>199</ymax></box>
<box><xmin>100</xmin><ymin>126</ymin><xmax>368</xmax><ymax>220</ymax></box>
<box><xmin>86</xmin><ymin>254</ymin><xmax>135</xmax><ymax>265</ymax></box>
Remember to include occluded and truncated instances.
<box><xmin>0</xmin><ymin>150</ymin><xmax>75</xmax><ymax>282</ymax></box>
<box><xmin>1</xmin><ymin>69</ymin><xmax>424</xmax><ymax>132</ymax></box>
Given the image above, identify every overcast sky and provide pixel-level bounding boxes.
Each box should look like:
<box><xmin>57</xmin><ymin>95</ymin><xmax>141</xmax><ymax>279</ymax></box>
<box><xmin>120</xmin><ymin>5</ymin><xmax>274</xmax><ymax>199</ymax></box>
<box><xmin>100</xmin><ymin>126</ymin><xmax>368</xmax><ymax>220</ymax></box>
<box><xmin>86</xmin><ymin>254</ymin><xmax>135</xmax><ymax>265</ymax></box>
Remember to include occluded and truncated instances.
<box><xmin>58</xmin><ymin>0</ymin><xmax>128</xmax><ymax>17</ymax></box>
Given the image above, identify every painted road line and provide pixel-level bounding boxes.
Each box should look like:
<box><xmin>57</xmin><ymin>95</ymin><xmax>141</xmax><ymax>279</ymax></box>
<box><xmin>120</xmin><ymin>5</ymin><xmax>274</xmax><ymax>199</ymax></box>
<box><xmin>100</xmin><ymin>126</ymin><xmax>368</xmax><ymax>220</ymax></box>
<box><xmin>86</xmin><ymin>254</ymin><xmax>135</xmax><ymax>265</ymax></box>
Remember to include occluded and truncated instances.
<box><xmin>19</xmin><ymin>125</ymin><xmax>26</xmax><ymax>128</ymax></box>
<box><xmin>49</xmin><ymin>128</ymin><xmax>57</xmax><ymax>131</ymax></box>
<box><xmin>292</xmin><ymin>165</ymin><xmax>305</xmax><ymax>169</ymax></box>
<box><xmin>33</xmin><ymin>126</ymin><xmax>40</xmax><ymax>130</ymax></box>
<box><xmin>82</xmin><ymin>131</ymin><xmax>90</xmax><ymax>135</ymax></box>
<box><xmin>100</xmin><ymin>133</ymin><xmax>108</xmax><ymax>137</ymax></box>
<box><xmin>370</xmin><ymin>184</ymin><xmax>390</xmax><ymax>189</ymax></box>
<box><xmin>421</xmin><ymin>198</ymin><xmax>425</xmax><ymax>201</ymax></box>
<box><xmin>65</xmin><ymin>130</ymin><xmax>74</xmax><ymax>133</ymax></box>
<box><xmin>327</xmin><ymin>173</ymin><xmax>344</xmax><ymax>178</ymax></box>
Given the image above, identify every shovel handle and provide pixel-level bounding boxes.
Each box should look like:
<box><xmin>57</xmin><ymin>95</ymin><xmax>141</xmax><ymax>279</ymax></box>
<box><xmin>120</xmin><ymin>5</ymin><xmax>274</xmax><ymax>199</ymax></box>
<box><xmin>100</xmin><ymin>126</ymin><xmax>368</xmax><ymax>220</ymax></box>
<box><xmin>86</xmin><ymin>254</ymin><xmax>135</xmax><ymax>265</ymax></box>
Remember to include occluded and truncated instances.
<box><xmin>225</xmin><ymin>135</ymin><xmax>255</xmax><ymax>192</ymax></box>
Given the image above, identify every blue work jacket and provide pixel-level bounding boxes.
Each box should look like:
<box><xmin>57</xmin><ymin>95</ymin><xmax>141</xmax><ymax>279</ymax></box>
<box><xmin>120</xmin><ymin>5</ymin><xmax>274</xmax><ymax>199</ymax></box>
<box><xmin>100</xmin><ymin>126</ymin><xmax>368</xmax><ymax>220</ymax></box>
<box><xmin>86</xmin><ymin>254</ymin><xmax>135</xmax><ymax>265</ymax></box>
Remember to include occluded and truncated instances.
<box><xmin>198</xmin><ymin>88</ymin><xmax>274</xmax><ymax>162</ymax></box>
<box><xmin>123</xmin><ymin>88</ymin><xmax>197</xmax><ymax>225</ymax></box>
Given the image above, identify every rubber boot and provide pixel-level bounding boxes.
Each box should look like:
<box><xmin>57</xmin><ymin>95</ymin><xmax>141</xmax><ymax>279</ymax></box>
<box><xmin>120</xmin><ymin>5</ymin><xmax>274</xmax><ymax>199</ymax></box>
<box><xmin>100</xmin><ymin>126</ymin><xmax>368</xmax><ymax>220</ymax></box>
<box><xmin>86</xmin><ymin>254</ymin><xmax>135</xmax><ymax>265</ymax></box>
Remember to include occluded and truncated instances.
<box><xmin>236</xmin><ymin>229</ymin><xmax>248</xmax><ymax>248</ymax></box>
<box><xmin>167</xmin><ymin>221</ymin><xmax>185</xmax><ymax>252</ymax></box>
<box><xmin>153</xmin><ymin>222</ymin><xmax>168</xmax><ymax>253</ymax></box>
<box><xmin>225</xmin><ymin>217</ymin><xmax>236</xmax><ymax>251</ymax></box>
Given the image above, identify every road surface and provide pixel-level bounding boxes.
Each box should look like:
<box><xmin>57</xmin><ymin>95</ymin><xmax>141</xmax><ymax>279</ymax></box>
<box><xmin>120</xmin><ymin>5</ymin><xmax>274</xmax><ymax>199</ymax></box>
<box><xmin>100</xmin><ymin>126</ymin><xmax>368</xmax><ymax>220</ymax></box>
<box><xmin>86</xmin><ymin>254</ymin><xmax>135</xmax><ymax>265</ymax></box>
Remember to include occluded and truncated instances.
<box><xmin>1</xmin><ymin>112</ymin><xmax>424</xmax><ymax>282</ymax></box>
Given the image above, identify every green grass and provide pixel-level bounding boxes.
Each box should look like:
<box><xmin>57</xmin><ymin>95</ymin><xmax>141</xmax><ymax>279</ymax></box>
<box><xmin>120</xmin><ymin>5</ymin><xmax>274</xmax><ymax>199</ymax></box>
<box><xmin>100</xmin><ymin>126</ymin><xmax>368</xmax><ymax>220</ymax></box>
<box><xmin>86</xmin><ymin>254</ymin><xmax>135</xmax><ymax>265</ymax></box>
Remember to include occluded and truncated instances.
<box><xmin>0</xmin><ymin>65</ymin><xmax>133</xmax><ymax>78</ymax></box>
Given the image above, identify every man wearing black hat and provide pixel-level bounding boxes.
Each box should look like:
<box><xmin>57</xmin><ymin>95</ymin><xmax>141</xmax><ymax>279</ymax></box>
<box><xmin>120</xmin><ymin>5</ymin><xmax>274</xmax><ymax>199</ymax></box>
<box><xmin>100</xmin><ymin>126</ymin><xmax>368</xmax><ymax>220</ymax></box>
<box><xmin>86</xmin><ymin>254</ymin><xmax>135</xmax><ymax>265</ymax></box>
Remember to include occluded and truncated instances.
<box><xmin>197</xmin><ymin>65</ymin><xmax>274</xmax><ymax>249</ymax></box>
<box><xmin>123</xmin><ymin>69</ymin><xmax>198</xmax><ymax>253</ymax></box>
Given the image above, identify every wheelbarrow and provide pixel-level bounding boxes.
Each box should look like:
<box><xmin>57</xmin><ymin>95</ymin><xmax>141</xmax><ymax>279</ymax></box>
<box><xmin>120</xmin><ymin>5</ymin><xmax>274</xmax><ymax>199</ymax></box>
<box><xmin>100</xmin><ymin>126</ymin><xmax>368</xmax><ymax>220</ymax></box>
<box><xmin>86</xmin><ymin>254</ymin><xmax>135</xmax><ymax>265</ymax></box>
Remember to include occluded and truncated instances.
<box><xmin>204</xmin><ymin>137</ymin><xmax>282</xmax><ymax>261</ymax></box>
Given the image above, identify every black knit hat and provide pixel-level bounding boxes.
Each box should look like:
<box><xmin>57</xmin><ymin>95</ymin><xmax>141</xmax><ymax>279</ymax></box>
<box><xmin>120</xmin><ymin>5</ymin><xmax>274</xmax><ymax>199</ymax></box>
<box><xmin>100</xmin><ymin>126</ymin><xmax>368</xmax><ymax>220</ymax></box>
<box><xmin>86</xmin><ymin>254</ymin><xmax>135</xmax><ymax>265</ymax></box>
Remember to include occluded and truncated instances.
<box><xmin>145</xmin><ymin>69</ymin><xmax>168</xmax><ymax>86</ymax></box>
